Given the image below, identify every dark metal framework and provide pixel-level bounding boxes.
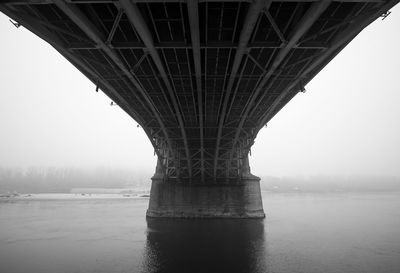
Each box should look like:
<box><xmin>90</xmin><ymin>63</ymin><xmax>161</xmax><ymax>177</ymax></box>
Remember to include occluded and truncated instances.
<box><xmin>1</xmin><ymin>0</ymin><xmax>397</xmax><ymax>183</ymax></box>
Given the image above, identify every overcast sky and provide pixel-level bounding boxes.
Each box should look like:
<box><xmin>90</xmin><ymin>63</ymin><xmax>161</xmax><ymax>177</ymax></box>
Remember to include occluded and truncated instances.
<box><xmin>0</xmin><ymin>6</ymin><xmax>399</xmax><ymax>178</ymax></box>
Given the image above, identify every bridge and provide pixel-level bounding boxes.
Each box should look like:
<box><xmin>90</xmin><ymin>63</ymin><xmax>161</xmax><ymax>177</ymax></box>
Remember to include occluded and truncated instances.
<box><xmin>1</xmin><ymin>0</ymin><xmax>397</xmax><ymax>217</ymax></box>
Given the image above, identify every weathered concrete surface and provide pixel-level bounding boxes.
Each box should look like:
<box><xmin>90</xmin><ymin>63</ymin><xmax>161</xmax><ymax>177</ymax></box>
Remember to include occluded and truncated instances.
<box><xmin>146</xmin><ymin>177</ymin><xmax>265</xmax><ymax>218</ymax></box>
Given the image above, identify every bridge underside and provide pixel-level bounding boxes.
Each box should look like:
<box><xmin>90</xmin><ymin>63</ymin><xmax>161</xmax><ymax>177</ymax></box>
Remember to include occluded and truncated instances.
<box><xmin>1</xmin><ymin>0</ymin><xmax>397</xmax><ymax>217</ymax></box>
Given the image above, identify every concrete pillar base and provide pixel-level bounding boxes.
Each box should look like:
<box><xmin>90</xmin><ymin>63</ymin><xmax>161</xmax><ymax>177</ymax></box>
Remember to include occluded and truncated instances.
<box><xmin>146</xmin><ymin>177</ymin><xmax>265</xmax><ymax>218</ymax></box>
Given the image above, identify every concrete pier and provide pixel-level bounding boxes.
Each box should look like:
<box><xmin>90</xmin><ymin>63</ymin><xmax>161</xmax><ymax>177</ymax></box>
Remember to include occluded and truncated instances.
<box><xmin>146</xmin><ymin>177</ymin><xmax>265</xmax><ymax>218</ymax></box>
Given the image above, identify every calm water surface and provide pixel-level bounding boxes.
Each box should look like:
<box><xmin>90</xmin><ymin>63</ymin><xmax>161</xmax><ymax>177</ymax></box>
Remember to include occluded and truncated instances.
<box><xmin>1</xmin><ymin>192</ymin><xmax>399</xmax><ymax>273</ymax></box>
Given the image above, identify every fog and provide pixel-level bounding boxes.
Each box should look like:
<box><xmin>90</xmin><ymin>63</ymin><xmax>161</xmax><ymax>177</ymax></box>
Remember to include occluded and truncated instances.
<box><xmin>1</xmin><ymin>166</ymin><xmax>399</xmax><ymax>194</ymax></box>
<box><xmin>252</xmin><ymin>6</ymin><xmax>400</xmax><ymax>178</ymax></box>
<box><xmin>0</xmin><ymin>6</ymin><xmax>399</xmax><ymax>180</ymax></box>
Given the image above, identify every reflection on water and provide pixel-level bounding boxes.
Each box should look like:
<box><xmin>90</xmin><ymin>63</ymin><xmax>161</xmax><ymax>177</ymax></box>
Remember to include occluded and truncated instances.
<box><xmin>143</xmin><ymin>218</ymin><xmax>266</xmax><ymax>273</ymax></box>
<box><xmin>1</xmin><ymin>192</ymin><xmax>400</xmax><ymax>273</ymax></box>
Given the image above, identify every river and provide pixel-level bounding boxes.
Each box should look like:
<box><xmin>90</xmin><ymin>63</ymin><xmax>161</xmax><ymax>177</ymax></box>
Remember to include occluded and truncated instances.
<box><xmin>1</xmin><ymin>192</ymin><xmax>399</xmax><ymax>273</ymax></box>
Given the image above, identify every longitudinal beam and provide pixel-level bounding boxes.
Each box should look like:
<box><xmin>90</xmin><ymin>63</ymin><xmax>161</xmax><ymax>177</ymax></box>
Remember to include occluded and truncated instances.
<box><xmin>120</xmin><ymin>0</ymin><xmax>193</xmax><ymax>179</ymax></box>
<box><xmin>187</xmin><ymin>0</ymin><xmax>205</xmax><ymax>182</ymax></box>
<box><xmin>67</xmin><ymin>41</ymin><xmax>329</xmax><ymax>50</ymax></box>
<box><xmin>53</xmin><ymin>0</ymin><xmax>174</xmax><ymax>172</ymax></box>
<box><xmin>213</xmin><ymin>0</ymin><xmax>268</xmax><ymax>177</ymax></box>
<box><xmin>228</xmin><ymin>0</ymin><xmax>331</xmax><ymax>166</ymax></box>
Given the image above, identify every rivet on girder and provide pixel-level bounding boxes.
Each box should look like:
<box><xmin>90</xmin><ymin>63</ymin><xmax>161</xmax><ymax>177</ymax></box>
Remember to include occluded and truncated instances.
<box><xmin>9</xmin><ymin>19</ymin><xmax>20</xmax><ymax>28</ymax></box>
<box><xmin>95</xmin><ymin>80</ymin><xmax>100</xmax><ymax>92</ymax></box>
<box><xmin>299</xmin><ymin>80</ymin><xmax>306</xmax><ymax>93</ymax></box>
<box><xmin>381</xmin><ymin>11</ymin><xmax>391</xmax><ymax>20</ymax></box>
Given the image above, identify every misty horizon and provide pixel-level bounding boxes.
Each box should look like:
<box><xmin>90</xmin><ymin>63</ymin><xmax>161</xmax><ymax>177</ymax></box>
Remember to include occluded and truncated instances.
<box><xmin>1</xmin><ymin>166</ymin><xmax>400</xmax><ymax>194</ymax></box>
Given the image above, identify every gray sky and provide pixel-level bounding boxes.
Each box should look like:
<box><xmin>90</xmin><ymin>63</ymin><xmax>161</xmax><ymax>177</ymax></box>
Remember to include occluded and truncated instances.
<box><xmin>0</xmin><ymin>6</ymin><xmax>399</xmax><ymax>177</ymax></box>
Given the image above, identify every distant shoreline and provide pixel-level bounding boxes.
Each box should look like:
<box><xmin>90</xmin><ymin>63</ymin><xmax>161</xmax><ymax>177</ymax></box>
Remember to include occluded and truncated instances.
<box><xmin>2</xmin><ymin>191</ymin><xmax>400</xmax><ymax>202</ymax></box>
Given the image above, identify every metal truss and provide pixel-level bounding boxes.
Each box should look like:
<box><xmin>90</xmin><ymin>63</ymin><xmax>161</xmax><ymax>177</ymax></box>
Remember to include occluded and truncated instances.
<box><xmin>1</xmin><ymin>0</ymin><xmax>398</xmax><ymax>184</ymax></box>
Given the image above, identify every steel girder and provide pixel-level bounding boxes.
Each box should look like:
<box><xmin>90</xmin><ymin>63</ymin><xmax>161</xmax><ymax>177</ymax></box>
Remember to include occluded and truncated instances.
<box><xmin>1</xmin><ymin>0</ymin><xmax>398</xmax><ymax>183</ymax></box>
